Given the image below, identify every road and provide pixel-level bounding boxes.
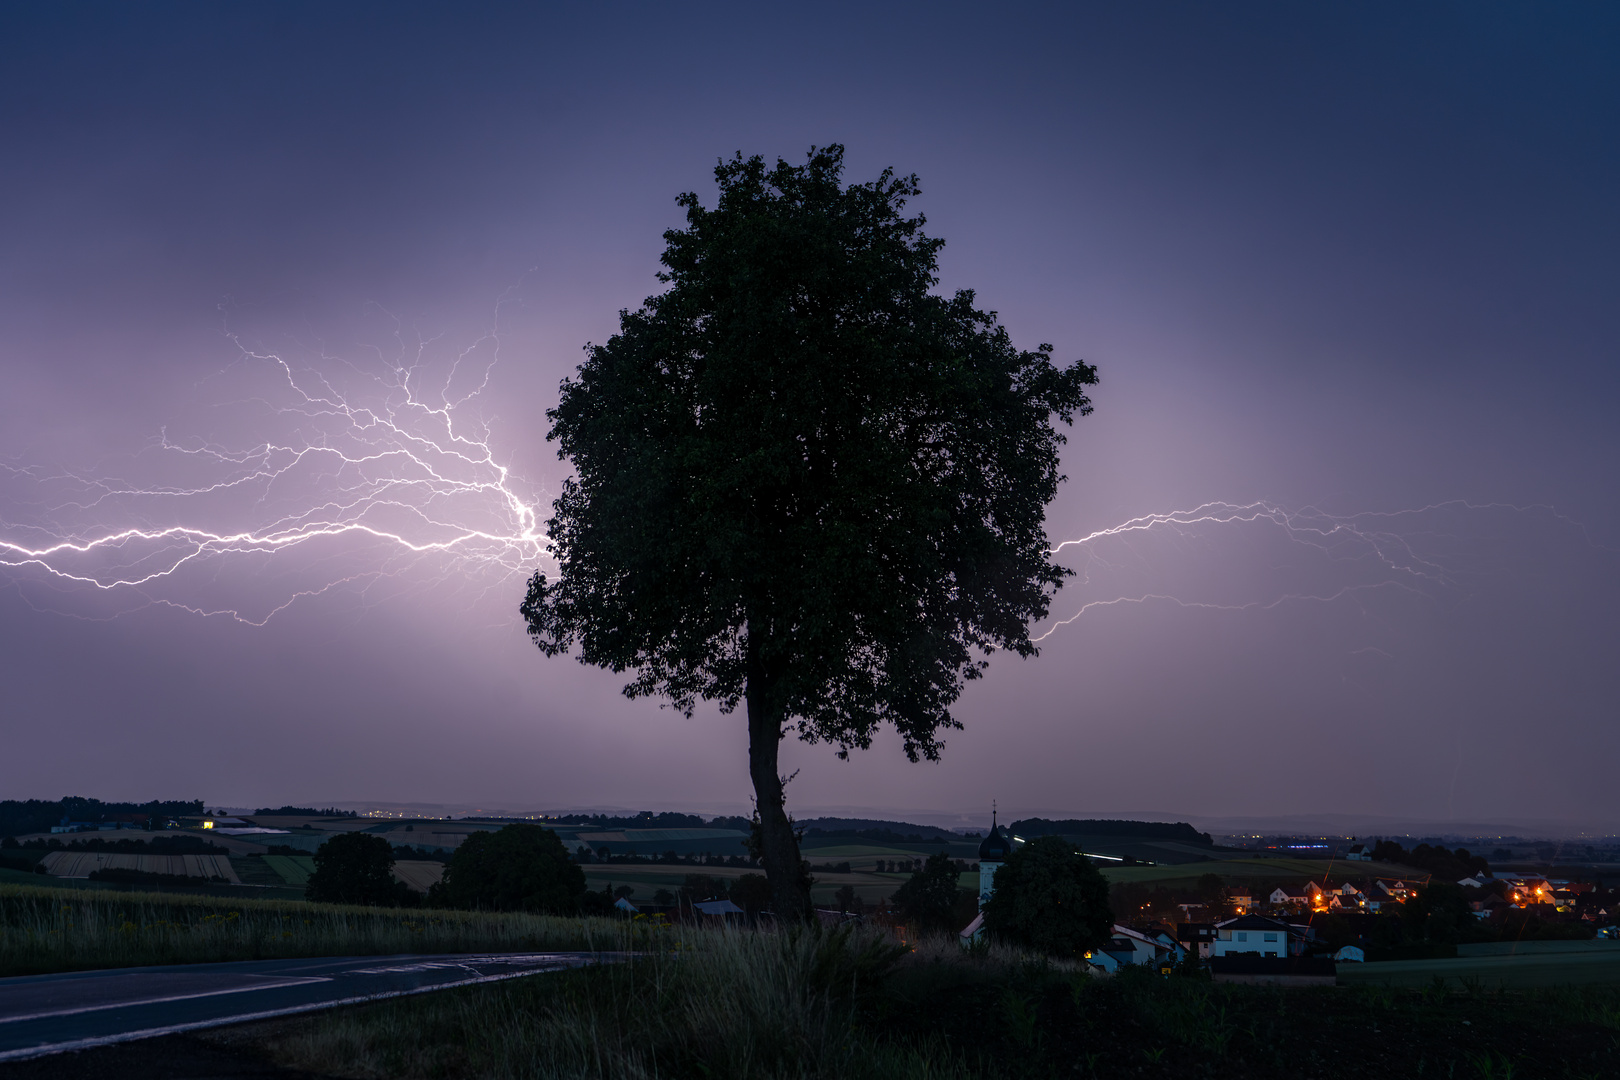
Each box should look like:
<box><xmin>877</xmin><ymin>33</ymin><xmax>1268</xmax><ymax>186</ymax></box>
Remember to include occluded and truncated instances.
<box><xmin>0</xmin><ymin>952</ymin><xmax>598</xmax><ymax>1063</ymax></box>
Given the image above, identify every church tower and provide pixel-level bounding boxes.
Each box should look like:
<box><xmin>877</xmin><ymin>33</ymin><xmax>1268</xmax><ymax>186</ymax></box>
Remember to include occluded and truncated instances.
<box><xmin>977</xmin><ymin>804</ymin><xmax>1015</xmax><ymax>909</ymax></box>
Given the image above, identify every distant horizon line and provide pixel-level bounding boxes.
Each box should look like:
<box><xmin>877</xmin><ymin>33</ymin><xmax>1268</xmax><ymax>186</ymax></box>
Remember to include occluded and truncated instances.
<box><xmin>198</xmin><ymin>799</ymin><xmax>1620</xmax><ymax>840</ymax></box>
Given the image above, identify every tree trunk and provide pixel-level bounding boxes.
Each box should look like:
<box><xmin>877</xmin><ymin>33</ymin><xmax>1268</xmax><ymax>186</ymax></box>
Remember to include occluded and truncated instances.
<box><xmin>746</xmin><ymin>623</ymin><xmax>813</xmax><ymax>923</ymax></box>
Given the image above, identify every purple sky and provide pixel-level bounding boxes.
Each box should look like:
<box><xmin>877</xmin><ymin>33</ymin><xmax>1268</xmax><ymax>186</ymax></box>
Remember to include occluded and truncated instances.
<box><xmin>2</xmin><ymin>4</ymin><xmax>1617</xmax><ymax>833</ymax></box>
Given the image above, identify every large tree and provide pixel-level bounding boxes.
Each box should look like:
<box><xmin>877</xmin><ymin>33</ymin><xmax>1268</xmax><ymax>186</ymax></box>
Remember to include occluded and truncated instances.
<box><xmin>522</xmin><ymin>146</ymin><xmax>1096</xmax><ymax>919</ymax></box>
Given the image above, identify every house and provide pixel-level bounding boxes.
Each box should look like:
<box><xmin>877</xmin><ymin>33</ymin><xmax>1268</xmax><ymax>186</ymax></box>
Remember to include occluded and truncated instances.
<box><xmin>1086</xmin><ymin>925</ymin><xmax>1184</xmax><ymax>973</ymax></box>
<box><xmin>1268</xmin><ymin>887</ymin><xmax>1308</xmax><ymax>908</ymax></box>
<box><xmin>1375</xmin><ymin>879</ymin><xmax>1414</xmax><ymax>901</ymax></box>
<box><xmin>1212</xmin><ymin>915</ymin><xmax>1304</xmax><ymax>959</ymax></box>
<box><xmin>1346</xmin><ymin>843</ymin><xmax>1371</xmax><ymax>862</ymax></box>
<box><xmin>691</xmin><ymin>898</ymin><xmax>743</xmax><ymax>917</ymax></box>
<box><xmin>1177</xmin><ymin>922</ymin><xmax>1217</xmax><ymax>959</ymax></box>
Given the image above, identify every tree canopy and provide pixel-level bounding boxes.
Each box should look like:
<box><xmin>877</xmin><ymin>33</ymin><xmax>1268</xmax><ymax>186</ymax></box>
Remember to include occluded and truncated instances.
<box><xmin>305</xmin><ymin>831</ymin><xmax>406</xmax><ymax>906</ymax></box>
<box><xmin>892</xmin><ymin>851</ymin><xmax>967</xmax><ymax>933</ymax></box>
<box><xmin>981</xmin><ymin>836</ymin><xmax>1113</xmax><ymax>958</ymax></box>
<box><xmin>429</xmin><ymin>824</ymin><xmax>586</xmax><ymax>914</ymax></box>
<box><xmin>522</xmin><ymin>145</ymin><xmax>1096</xmax><ymax>918</ymax></box>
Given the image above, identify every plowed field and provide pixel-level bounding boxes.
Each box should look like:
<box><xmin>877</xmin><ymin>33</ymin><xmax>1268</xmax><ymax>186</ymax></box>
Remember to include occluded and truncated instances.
<box><xmin>39</xmin><ymin>852</ymin><xmax>239</xmax><ymax>882</ymax></box>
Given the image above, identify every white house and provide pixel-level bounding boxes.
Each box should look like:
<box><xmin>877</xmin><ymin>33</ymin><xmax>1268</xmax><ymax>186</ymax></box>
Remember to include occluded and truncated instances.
<box><xmin>1086</xmin><ymin>925</ymin><xmax>1184</xmax><ymax>972</ymax></box>
<box><xmin>1212</xmin><ymin>915</ymin><xmax>1302</xmax><ymax>959</ymax></box>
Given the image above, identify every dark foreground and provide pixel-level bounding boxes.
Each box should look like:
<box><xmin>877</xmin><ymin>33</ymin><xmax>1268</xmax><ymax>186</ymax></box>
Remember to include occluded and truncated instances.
<box><xmin>4</xmin><ymin>941</ymin><xmax>1617</xmax><ymax>1078</ymax></box>
<box><xmin>0</xmin><ymin>1033</ymin><xmax>320</xmax><ymax>1080</ymax></box>
<box><xmin>0</xmin><ymin>953</ymin><xmax>595</xmax><ymax>1064</ymax></box>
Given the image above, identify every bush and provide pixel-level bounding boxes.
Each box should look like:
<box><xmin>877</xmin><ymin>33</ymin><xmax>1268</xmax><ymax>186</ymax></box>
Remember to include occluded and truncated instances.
<box><xmin>306</xmin><ymin>832</ymin><xmax>409</xmax><ymax>906</ymax></box>
<box><xmin>981</xmin><ymin>835</ymin><xmax>1112</xmax><ymax>958</ymax></box>
<box><xmin>429</xmin><ymin>824</ymin><xmax>585</xmax><ymax>914</ymax></box>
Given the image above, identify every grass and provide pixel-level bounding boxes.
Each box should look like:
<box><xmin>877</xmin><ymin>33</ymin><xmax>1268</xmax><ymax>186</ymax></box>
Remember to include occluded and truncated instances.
<box><xmin>1336</xmin><ymin>940</ymin><xmax>1620</xmax><ymax>989</ymax></box>
<box><xmin>236</xmin><ymin>926</ymin><xmax>1620</xmax><ymax>1079</ymax></box>
<box><xmin>253</xmin><ymin>923</ymin><xmax>993</xmax><ymax>1080</ymax></box>
<box><xmin>0</xmin><ymin>882</ymin><xmax>618</xmax><ymax>977</ymax></box>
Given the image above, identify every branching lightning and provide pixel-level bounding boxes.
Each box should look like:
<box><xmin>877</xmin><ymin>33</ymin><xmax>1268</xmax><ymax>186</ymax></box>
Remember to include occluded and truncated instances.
<box><xmin>0</xmin><ymin>314</ymin><xmax>552</xmax><ymax>624</ymax></box>
<box><xmin>0</xmin><ymin>325</ymin><xmax>1593</xmax><ymax>639</ymax></box>
<box><xmin>1034</xmin><ymin>499</ymin><xmax>1589</xmax><ymax>644</ymax></box>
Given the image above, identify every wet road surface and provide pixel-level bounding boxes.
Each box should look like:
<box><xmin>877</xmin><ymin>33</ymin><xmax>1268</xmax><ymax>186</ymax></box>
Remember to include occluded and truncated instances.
<box><xmin>0</xmin><ymin>952</ymin><xmax>596</xmax><ymax>1063</ymax></box>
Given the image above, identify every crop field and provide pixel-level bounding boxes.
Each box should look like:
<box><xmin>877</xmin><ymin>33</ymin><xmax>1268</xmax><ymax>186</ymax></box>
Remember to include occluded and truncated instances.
<box><xmin>392</xmin><ymin>860</ymin><xmax>445</xmax><ymax>893</ymax></box>
<box><xmin>39</xmin><ymin>851</ymin><xmax>240</xmax><ymax>882</ymax></box>
<box><xmin>262</xmin><ymin>854</ymin><xmax>316</xmax><ymax>886</ymax></box>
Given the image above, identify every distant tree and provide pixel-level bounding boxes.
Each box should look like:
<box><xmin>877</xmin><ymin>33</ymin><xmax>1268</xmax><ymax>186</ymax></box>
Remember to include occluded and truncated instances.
<box><xmin>730</xmin><ymin>873</ymin><xmax>773</xmax><ymax>913</ymax></box>
<box><xmin>678</xmin><ymin>873</ymin><xmax>733</xmax><ymax>905</ymax></box>
<box><xmin>520</xmin><ymin>145</ymin><xmax>1097</xmax><ymax>921</ymax></box>
<box><xmin>833</xmin><ymin>883</ymin><xmax>859</xmax><ymax>912</ymax></box>
<box><xmin>1401</xmin><ymin>880</ymin><xmax>1475</xmax><ymax>944</ymax></box>
<box><xmin>982</xmin><ymin>836</ymin><xmax>1113</xmax><ymax>958</ymax></box>
<box><xmin>1195</xmin><ymin>872</ymin><xmax>1227</xmax><ymax>906</ymax></box>
<box><xmin>653</xmin><ymin>888</ymin><xmax>675</xmax><ymax>905</ymax></box>
<box><xmin>429</xmin><ymin>824</ymin><xmax>586</xmax><ymax>914</ymax></box>
<box><xmin>306</xmin><ymin>832</ymin><xmax>407</xmax><ymax>906</ymax></box>
<box><xmin>892</xmin><ymin>851</ymin><xmax>964</xmax><ymax>933</ymax></box>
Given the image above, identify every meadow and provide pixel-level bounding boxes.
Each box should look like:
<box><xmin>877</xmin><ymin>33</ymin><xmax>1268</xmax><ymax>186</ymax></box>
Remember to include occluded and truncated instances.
<box><xmin>0</xmin><ymin>882</ymin><xmax>617</xmax><ymax>977</ymax></box>
<box><xmin>233</xmin><ymin>924</ymin><xmax>1620</xmax><ymax>1080</ymax></box>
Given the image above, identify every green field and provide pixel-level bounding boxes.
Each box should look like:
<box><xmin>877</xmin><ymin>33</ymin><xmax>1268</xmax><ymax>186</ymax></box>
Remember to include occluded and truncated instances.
<box><xmin>1336</xmin><ymin>940</ymin><xmax>1620</xmax><ymax>989</ymax></box>
<box><xmin>262</xmin><ymin>854</ymin><xmax>316</xmax><ymax>886</ymax></box>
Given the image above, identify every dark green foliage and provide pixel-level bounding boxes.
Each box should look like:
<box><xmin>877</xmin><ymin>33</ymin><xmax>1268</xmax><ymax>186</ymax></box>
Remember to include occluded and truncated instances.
<box><xmin>0</xmin><ymin>798</ymin><xmax>204</xmax><ymax>837</ymax></box>
<box><xmin>893</xmin><ymin>851</ymin><xmax>966</xmax><ymax>932</ymax></box>
<box><xmin>561</xmin><ymin>811</ymin><xmax>709</xmax><ymax>830</ymax></box>
<box><xmin>1371</xmin><ymin>839</ymin><xmax>1490</xmax><ymax>879</ymax></box>
<box><xmin>520</xmin><ymin>144</ymin><xmax>1096</xmax><ymax>918</ymax></box>
<box><xmin>429</xmin><ymin>824</ymin><xmax>586</xmax><ymax>914</ymax></box>
<box><xmin>1400</xmin><ymin>880</ymin><xmax>1478</xmax><ymax>944</ymax></box>
<box><xmin>981</xmin><ymin>836</ymin><xmax>1113</xmax><ymax>958</ymax></box>
<box><xmin>678</xmin><ymin>873</ymin><xmax>733</xmax><ymax>904</ymax></box>
<box><xmin>305</xmin><ymin>832</ymin><xmax>407</xmax><ymax>906</ymax></box>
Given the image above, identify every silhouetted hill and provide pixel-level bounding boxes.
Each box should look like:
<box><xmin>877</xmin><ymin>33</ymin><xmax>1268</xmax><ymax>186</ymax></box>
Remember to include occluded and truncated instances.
<box><xmin>797</xmin><ymin>818</ymin><xmax>961</xmax><ymax>842</ymax></box>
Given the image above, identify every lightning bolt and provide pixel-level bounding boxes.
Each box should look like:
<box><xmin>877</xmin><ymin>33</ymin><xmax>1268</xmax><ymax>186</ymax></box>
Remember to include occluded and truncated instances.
<box><xmin>1035</xmin><ymin>499</ymin><xmax>1595</xmax><ymax>642</ymax></box>
<box><xmin>0</xmin><ymin>323</ymin><xmax>1597</xmax><ymax>639</ymax></box>
<box><xmin>0</xmin><ymin>307</ymin><xmax>552</xmax><ymax>624</ymax></box>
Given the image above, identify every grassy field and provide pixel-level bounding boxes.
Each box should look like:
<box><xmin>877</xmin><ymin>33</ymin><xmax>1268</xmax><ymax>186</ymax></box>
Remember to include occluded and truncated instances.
<box><xmin>580</xmin><ymin>863</ymin><xmax>975</xmax><ymax>906</ymax></box>
<box><xmin>262</xmin><ymin>854</ymin><xmax>315</xmax><ymax>885</ymax></box>
<box><xmin>232</xmin><ymin>926</ymin><xmax>1620</xmax><ymax>1080</ymax></box>
<box><xmin>0</xmin><ymin>882</ymin><xmax>619</xmax><ymax>977</ymax></box>
<box><xmin>1337</xmin><ymin>939</ymin><xmax>1620</xmax><ymax>989</ymax></box>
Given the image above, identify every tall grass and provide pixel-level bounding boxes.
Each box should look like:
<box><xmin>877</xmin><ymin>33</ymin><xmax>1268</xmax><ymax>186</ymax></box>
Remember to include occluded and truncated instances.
<box><xmin>261</xmin><ymin>922</ymin><xmax>978</xmax><ymax>1080</ymax></box>
<box><xmin>0</xmin><ymin>882</ymin><xmax>615</xmax><ymax>977</ymax></box>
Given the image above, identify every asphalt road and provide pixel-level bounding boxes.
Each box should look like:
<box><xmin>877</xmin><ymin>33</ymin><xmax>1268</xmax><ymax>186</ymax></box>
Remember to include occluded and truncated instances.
<box><xmin>0</xmin><ymin>952</ymin><xmax>598</xmax><ymax>1063</ymax></box>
